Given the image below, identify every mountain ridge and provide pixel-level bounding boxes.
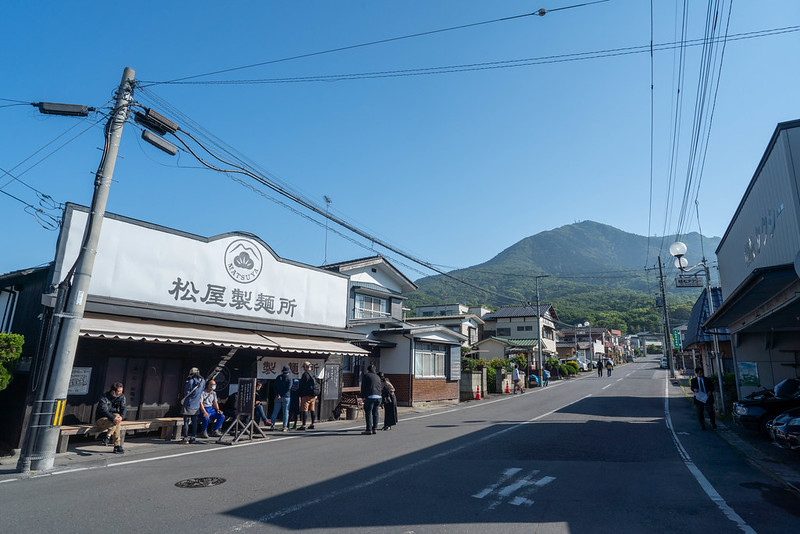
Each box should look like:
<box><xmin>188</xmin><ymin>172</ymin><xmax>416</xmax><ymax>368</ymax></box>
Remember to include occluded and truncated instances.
<box><xmin>404</xmin><ymin>220</ymin><xmax>721</xmax><ymax>334</ymax></box>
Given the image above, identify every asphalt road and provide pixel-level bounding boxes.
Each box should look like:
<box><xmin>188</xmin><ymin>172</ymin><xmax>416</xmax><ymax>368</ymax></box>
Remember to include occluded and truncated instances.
<box><xmin>2</xmin><ymin>357</ymin><xmax>799</xmax><ymax>533</ymax></box>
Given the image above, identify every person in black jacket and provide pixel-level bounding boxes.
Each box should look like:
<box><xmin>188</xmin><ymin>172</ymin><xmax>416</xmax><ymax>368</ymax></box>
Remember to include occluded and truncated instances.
<box><xmin>297</xmin><ymin>361</ymin><xmax>318</xmax><ymax>431</ymax></box>
<box><xmin>94</xmin><ymin>382</ymin><xmax>127</xmax><ymax>454</ymax></box>
<box><xmin>360</xmin><ymin>365</ymin><xmax>382</xmax><ymax>435</ymax></box>
<box><xmin>270</xmin><ymin>366</ymin><xmax>293</xmax><ymax>432</ymax></box>
<box><xmin>690</xmin><ymin>366</ymin><xmax>717</xmax><ymax>430</ymax></box>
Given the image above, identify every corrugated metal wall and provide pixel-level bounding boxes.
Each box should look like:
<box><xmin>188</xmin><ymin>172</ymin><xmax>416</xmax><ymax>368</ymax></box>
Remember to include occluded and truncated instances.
<box><xmin>717</xmin><ymin>127</ymin><xmax>800</xmax><ymax>299</ymax></box>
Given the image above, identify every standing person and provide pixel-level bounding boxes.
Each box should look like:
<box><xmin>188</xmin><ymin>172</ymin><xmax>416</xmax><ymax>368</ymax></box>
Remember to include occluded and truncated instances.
<box><xmin>360</xmin><ymin>364</ymin><xmax>382</xmax><ymax>435</ymax></box>
<box><xmin>605</xmin><ymin>359</ymin><xmax>614</xmax><ymax>377</ymax></box>
<box><xmin>297</xmin><ymin>361</ymin><xmax>319</xmax><ymax>430</ymax></box>
<box><xmin>542</xmin><ymin>368</ymin><xmax>550</xmax><ymax>387</ymax></box>
<box><xmin>288</xmin><ymin>379</ymin><xmax>301</xmax><ymax>430</ymax></box>
<box><xmin>199</xmin><ymin>379</ymin><xmax>225</xmax><ymax>438</ymax></box>
<box><xmin>379</xmin><ymin>372</ymin><xmax>398</xmax><ymax>431</ymax></box>
<box><xmin>270</xmin><ymin>366</ymin><xmax>292</xmax><ymax>432</ymax></box>
<box><xmin>94</xmin><ymin>382</ymin><xmax>127</xmax><ymax>454</ymax></box>
<box><xmin>181</xmin><ymin>368</ymin><xmax>205</xmax><ymax>444</ymax></box>
<box><xmin>597</xmin><ymin>359</ymin><xmax>603</xmax><ymax>377</ymax></box>
<box><xmin>690</xmin><ymin>367</ymin><xmax>717</xmax><ymax>430</ymax></box>
<box><xmin>512</xmin><ymin>364</ymin><xmax>525</xmax><ymax>394</ymax></box>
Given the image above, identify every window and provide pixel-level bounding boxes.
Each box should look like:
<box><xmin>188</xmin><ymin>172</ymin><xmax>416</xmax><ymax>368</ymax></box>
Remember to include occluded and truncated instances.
<box><xmin>414</xmin><ymin>342</ymin><xmax>446</xmax><ymax>377</ymax></box>
<box><xmin>354</xmin><ymin>293</ymin><xmax>389</xmax><ymax>319</ymax></box>
<box><xmin>422</xmin><ymin>311</ymin><xmax>434</xmax><ymax>317</ymax></box>
<box><xmin>0</xmin><ymin>288</ymin><xmax>18</xmax><ymax>333</ymax></box>
<box><xmin>497</xmin><ymin>328</ymin><xmax>511</xmax><ymax>337</ymax></box>
<box><xmin>517</xmin><ymin>325</ymin><xmax>533</xmax><ymax>332</ymax></box>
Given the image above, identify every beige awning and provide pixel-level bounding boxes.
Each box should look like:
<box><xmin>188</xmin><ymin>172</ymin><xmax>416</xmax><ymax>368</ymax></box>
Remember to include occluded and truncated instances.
<box><xmin>79</xmin><ymin>313</ymin><xmax>368</xmax><ymax>355</ymax></box>
<box><xmin>261</xmin><ymin>332</ymin><xmax>369</xmax><ymax>356</ymax></box>
<box><xmin>80</xmin><ymin>314</ymin><xmax>279</xmax><ymax>350</ymax></box>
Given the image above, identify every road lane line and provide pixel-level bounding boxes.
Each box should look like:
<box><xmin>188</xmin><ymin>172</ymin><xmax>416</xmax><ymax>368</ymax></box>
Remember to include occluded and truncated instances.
<box><xmin>663</xmin><ymin>376</ymin><xmax>756</xmax><ymax>534</ymax></box>
<box><xmin>602</xmin><ymin>384</ymin><xmax>611</xmax><ymax>390</ymax></box>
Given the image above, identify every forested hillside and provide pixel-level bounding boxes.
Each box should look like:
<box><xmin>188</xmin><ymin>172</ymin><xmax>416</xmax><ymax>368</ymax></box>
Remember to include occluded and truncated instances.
<box><xmin>404</xmin><ymin>221</ymin><xmax>720</xmax><ymax>334</ymax></box>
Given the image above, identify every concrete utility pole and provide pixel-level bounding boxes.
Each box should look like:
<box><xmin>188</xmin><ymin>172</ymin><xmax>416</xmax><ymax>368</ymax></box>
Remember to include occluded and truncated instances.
<box><xmin>703</xmin><ymin>260</ymin><xmax>726</xmax><ymax>415</ymax></box>
<box><xmin>25</xmin><ymin>67</ymin><xmax>135</xmax><ymax>472</ymax></box>
<box><xmin>658</xmin><ymin>256</ymin><xmax>675</xmax><ymax>379</ymax></box>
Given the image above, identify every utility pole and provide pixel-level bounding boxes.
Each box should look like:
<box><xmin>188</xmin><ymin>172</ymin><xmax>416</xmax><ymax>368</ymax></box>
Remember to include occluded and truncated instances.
<box><xmin>703</xmin><ymin>260</ymin><xmax>726</xmax><ymax>415</ymax></box>
<box><xmin>323</xmin><ymin>195</ymin><xmax>331</xmax><ymax>265</ymax></box>
<box><xmin>535</xmin><ymin>276</ymin><xmax>547</xmax><ymax>386</ymax></box>
<box><xmin>658</xmin><ymin>256</ymin><xmax>675</xmax><ymax>379</ymax></box>
<box><xmin>24</xmin><ymin>67</ymin><xmax>135</xmax><ymax>472</ymax></box>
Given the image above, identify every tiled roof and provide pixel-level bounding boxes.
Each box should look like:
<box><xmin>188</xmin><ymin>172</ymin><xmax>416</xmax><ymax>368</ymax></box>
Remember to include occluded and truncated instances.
<box><xmin>478</xmin><ymin>337</ymin><xmax>540</xmax><ymax>348</ymax></box>
<box><xmin>482</xmin><ymin>304</ymin><xmax>554</xmax><ymax>320</ymax></box>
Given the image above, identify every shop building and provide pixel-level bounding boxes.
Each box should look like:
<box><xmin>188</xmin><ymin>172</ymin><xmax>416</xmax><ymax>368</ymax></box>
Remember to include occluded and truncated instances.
<box><xmin>706</xmin><ymin>119</ymin><xmax>800</xmax><ymax>398</ymax></box>
<box><xmin>0</xmin><ymin>204</ymin><xmax>368</xmax><ymax>451</ymax></box>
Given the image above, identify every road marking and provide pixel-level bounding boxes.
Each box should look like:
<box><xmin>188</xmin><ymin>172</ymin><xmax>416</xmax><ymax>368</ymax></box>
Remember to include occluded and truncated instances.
<box><xmin>617</xmin><ymin>378</ymin><xmax>623</xmax><ymax>382</ymax></box>
<box><xmin>0</xmin><ymin>478</ymin><xmax>18</xmax><ymax>484</ymax></box>
<box><xmin>602</xmin><ymin>384</ymin><xmax>611</xmax><ymax>390</ymax></box>
<box><xmin>473</xmin><ymin>468</ymin><xmax>524</xmax><ymax>499</ymax></box>
<box><xmin>480</xmin><ymin>471</ymin><xmax>555</xmax><ymax>510</ymax></box>
<box><xmin>663</xmin><ymin>376</ymin><xmax>756</xmax><ymax>533</ymax></box>
<box><xmin>225</xmin><ymin>400</ymin><xmax>575</xmax><ymax>531</ymax></box>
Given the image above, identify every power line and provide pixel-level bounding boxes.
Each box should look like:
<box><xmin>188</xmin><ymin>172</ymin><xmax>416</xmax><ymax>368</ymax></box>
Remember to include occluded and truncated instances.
<box><xmin>139</xmin><ymin>1</ymin><xmax>609</xmax><ymax>87</ymax></box>
<box><xmin>166</xmin><ymin>125</ymin><xmax>525</xmax><ymax>304</ymax></box>
<box><xmin>138</xmin><ymin>25</ymin><xmax>800</xmax><ymax>86</ymax></box>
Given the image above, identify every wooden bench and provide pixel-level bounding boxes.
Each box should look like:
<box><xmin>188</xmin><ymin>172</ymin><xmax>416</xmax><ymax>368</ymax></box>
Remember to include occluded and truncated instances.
<box><xmin>57</xmin><ymin>417</ymin><xmax>183</xmax><ymax>453</ymax></box>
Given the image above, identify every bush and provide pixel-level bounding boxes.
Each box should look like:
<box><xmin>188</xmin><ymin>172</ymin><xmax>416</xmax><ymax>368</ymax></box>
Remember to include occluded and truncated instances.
<box><xmin>565</xmin><ymin>361</ymin><xmax>579</xmax><ymax>374</ymax></box>
<box><xmin>558</xmin><ymin>364</ymin><xmax>569</xmax><ymax>377</ymax></box>
<box><xmin>486</xmin><ymin>366</ymin><xmax>496</xmax><ymax>393</ymax></box>
<box><xmin>0</xmin><ymin>332</ymin><xmax>24</xmax><ymax>392</ymax></box>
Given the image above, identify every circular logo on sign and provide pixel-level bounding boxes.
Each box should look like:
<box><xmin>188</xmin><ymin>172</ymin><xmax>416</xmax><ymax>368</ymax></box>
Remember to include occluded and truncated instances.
<box><xmin>224</xmin><ymin>239</ymin><xmax>263</xmax><ymax>284</ymax></box>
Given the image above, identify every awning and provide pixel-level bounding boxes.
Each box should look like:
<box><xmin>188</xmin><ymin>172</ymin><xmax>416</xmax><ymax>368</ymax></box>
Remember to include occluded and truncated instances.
<box><xmin>79</xmin><ymin>314</ymin><xmax>368</xmax><ymax>355</ymax></box>
<box><xmin>705</xmin><ymin>265</ymin><xmax>799</xmax><ymax>330</ymax></box>
<box><xmin>261</xmin><ymin>333</ymin><xmax>368</xmax><ymax>356</ymax></box>
<box><xmin>80</xmin><ymin>314</ymin><xmax>279</xmax><ymax>350</ymax></box>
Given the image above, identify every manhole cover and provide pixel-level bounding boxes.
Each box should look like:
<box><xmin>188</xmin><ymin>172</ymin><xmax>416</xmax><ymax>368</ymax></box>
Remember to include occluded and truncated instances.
<box><xmin>175</xmin><ymin>477</ymin><xmax>226</xmax><ymax>488</ymax></box>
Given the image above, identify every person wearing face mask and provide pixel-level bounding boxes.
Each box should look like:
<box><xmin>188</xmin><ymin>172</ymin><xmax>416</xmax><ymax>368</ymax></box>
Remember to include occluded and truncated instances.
<box><xmin>199</xmin><ymin>379</ymin><xmax>225</xmax><ymax>438</ymax></box>
<box><xmin>94</xmin><ymin>382</ymin><xmax>127</xmax><ymax>454</ymax></box>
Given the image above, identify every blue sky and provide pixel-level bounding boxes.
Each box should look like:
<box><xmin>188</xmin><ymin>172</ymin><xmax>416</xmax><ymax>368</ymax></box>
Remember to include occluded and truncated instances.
<box><xmin>2</xmin><ymin>1</ymin><xmax>799</xmax><ymax>281</ymax></box>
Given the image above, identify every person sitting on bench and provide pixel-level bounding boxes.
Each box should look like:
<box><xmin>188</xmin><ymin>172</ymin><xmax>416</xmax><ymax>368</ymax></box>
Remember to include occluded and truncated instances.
<box><xmin>94</xmin><ymin>382</ymin><xmax>127</xmax><ymax>454</ymax></box>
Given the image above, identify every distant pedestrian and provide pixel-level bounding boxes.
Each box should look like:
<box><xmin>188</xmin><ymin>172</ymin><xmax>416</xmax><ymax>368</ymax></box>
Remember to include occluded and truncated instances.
<box><xmin>379</xmin><ymin>372</ymin><xmax>398</xmax><ymax>431</ymax></box>
<box><xmin>94</xmin><ymin>382</ymin><xmax>127</xmax><ymax>454</ymax></box>
<box><xmin>297</xmin><ymin>361</ymin><xmax>318</xmax><ymax>430</ymax></box>
<box><xmin>597</xmin><ymin>360</ymin><xmax>603</xmax><ymax>377</ymax></box>
<box><xmin>512</xmin><ymin>364</ymin><xmax>524</xmax><ymax>394</ymax></box>
<box><xmin>690</xmin><ymin>367</ymin><xmax>717</xmax><ymax>430</ymax></box>
<box><xmin>605</xmin><ymin>359</ymin><xmax>613</xmax><ymax>377</ymax></box>
<box><xmin>360</xmin><ymin>364</ymin><xmax>382</xmax><ymax>435</ymax></box>
<box><xmin>270</xmin><ymin>366</ymin><xmax>292</xmax><ymax>432</ymax></box>
<box><xmin>181</xmin><ymin>368</ymin><xmax>205</xmax><ymax>444</ymax></box>
<box><xmin>542</xmin><ymin>368</ymin><xmax>550</xmax><ymax>387</ymax></box>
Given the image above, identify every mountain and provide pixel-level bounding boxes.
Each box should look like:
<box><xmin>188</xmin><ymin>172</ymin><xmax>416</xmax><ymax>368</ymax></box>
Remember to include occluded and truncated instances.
<box><xmin>404</xmin><ymin>221</ymin><xmax>721</xmax><ymax>334</ymax></box>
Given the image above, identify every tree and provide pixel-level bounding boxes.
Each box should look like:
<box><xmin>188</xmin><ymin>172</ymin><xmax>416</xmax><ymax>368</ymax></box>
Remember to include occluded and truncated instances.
<box><xmin>0</xmin><ymin>332</ymin><xmax>24</xmax><ymax>392</ymax></box>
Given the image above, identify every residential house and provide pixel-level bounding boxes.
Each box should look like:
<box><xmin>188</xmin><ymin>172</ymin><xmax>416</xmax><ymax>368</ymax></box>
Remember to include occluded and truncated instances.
<box><xmin>405</xmin><ymin>303</ymin><xmax>484</xmax><ymax>347</ymax></box>
<box><xmin>322</xmin><ymin>257</ymin><xmax>465</xmax><ymax>406</ymax></box>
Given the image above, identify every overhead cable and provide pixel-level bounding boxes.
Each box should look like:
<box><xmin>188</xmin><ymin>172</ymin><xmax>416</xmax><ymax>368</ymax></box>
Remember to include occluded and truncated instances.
<box><xmin>140</xmin><ymin>1</ymin><xmax>609</xmax><ymax>87</ymax></box>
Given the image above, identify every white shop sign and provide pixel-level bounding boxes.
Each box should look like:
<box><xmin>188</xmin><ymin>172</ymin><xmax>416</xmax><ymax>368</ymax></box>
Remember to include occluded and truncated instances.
<box><xmin>52</xmin><ymin>206</ymin><xmax>348</xmax><ymax>328</ymax></box>
<box><xmin>68</xmin><ymin>367</ymin><xmax>92</xmax><ymax>395</ymax></box>
<box><xmin>257</xmin><ymin>356</ymin><xmax>325</xmax><ymax>380</ymax></box>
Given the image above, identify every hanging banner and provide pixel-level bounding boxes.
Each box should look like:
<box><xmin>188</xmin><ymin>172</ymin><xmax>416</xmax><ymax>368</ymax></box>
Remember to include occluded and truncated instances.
<box><xmin>257</xmin><ymin>356</ymin><xmax>325</xmax><ymax>380</ymax></box>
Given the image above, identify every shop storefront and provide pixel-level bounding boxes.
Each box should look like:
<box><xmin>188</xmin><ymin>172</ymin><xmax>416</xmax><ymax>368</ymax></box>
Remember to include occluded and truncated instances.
<box><xmin>1</xmin><ymin>203</ymin><xmax>367</xmax><ymax>449</ymax></box>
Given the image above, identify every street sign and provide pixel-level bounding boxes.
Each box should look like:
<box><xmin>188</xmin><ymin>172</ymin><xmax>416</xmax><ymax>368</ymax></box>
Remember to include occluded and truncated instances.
<box><xmin>672</xmin><ymin>330</ymin><xmax>681</xmax><ymax>350</ymax></box>
<box><xmin>675</xmin><ymin>274</ymin><xmax>704</xmax><ymax>287</ymax></box>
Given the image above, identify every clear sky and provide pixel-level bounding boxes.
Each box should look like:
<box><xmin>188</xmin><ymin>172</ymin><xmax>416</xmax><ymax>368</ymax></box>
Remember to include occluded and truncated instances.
<box><xmin>1</xmin><ymin>1</ymin><xmax>799</xmax><ymax>281</ymax></box>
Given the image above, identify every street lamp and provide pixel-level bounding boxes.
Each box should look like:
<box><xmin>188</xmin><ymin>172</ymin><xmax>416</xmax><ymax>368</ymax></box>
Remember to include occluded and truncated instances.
<box><xmin>670</xmin><ymin>241</ymin><xmax>725</xmax><ymax>415</ymax></box>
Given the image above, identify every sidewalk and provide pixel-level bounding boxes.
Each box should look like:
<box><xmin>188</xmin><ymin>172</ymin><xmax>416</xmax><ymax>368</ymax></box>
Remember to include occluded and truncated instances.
<box><xmin>673</xmin><ymin>372</ymin><xmax>800</xmax><ymax>493</ymax></box>
<box><xmin>0</xmin><ymin>402</ymin><xmax>451</xmax><ymax>476</ymax></box>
